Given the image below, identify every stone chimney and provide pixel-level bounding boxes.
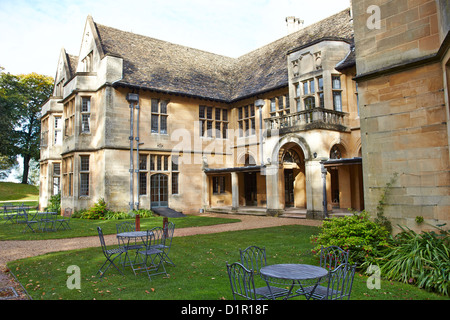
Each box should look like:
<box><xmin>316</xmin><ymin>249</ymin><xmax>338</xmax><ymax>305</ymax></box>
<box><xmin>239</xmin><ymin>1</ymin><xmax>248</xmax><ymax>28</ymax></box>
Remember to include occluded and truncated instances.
<box><xmin>286</xmin><ymin>16</ymin><xmax>304</xmax><ymax>34</ymax></box>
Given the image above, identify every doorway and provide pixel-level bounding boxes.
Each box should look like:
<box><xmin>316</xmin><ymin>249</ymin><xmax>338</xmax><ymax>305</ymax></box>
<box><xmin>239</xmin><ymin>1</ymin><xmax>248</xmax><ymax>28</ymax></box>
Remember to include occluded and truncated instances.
<box><xmin>244</xmin><ymin>172</ymin><xmax>257</xmax><ymax>206</ymax></box>
<box><xmin>151</xmin><ymin>174</ymin><xmax>168</xmax><ymax>208</ymax></box>
<box><xmin>284</xmin><ymin>169</ymin><xmax>295</xmax><ymax>207</ymax></box>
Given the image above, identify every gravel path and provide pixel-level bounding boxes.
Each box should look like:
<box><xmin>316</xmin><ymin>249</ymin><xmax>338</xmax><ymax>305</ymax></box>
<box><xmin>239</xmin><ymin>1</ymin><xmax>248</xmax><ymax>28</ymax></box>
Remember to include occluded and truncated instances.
<box><xmin>0</xmin><ymin>213</ymin><xmax>322</xmax><ymax>300</ymax></box>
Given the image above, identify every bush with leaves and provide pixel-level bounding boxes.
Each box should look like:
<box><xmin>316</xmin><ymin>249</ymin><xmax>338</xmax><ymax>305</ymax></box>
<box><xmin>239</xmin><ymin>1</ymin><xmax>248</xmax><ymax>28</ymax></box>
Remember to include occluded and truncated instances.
<box><xmin>377</xmin><ymin>226</ymin><xmax>449</xmax><ymax>296</ymax></box>
<box><xmin>80</xmin><ymin>198</ymin><xmax>108</xmax><ymax>220</ymax></box>
<box><xmin>47</xmin><ymin>193</ymin><xmax>61</xmax><ymax>214</ymax></box>
<box><xmin>73</xmin><ymin>200</ymin><xmax>154</xmax><ymax>220</ymax></box>
<box><xmin>311</xmin><ymin>211</ymin><xmax>390</xmax><ymax>266</ymax></box>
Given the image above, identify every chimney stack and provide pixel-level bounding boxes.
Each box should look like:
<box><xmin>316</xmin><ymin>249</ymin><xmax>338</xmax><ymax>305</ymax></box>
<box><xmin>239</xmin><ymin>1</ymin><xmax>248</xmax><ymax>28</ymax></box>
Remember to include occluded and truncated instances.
<box><xmin>286</xmin><ymin>16</ymin><xmax>304</xmax><ymax>34</ymax></box>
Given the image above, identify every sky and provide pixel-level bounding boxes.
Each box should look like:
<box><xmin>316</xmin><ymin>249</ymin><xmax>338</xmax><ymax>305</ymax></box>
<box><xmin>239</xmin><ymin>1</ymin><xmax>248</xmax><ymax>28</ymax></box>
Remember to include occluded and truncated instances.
<box><xmin>0</xmin><ymin>0</ymin><xmax>351</xmax><ymax>77</ymax></box>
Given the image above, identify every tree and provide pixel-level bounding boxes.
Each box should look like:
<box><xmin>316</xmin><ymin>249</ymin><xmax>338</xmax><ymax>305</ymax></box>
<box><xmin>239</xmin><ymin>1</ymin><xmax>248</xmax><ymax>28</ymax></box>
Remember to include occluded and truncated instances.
<box><xmin>0</xmin><ymin>69</ymin><xmax>53</xmax><ymax>184</ymax></box>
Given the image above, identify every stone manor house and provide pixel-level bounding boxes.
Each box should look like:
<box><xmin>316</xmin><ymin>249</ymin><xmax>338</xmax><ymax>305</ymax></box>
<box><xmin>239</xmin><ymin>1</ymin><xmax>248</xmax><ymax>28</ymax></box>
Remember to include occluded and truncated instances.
<box><xmin>40</xmin><ymin>1</ymin><xmax>449</xmax><ymax>232</ymax></box>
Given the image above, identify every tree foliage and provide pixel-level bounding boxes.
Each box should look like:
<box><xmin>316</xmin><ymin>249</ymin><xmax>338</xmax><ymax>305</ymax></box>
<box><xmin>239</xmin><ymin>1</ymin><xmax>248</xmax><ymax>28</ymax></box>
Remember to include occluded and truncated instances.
<box><xmin>0</xmin><ymin>68</ymin><xmax>53</xmax><ymax>183</ymax></box>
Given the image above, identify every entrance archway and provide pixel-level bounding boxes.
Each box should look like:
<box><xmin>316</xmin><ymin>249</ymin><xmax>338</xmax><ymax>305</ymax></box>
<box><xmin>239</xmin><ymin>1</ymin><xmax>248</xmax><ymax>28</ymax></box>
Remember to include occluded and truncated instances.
<box><xmin>279</xmin><ymin>142</ymin><xmax>306</xmax><ymax>208</ymax></box>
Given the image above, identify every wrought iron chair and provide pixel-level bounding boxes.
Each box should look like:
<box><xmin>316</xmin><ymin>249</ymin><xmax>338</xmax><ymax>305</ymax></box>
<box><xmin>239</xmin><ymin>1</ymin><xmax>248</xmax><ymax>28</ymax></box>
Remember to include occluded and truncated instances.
<box><xmin>22</xmin><ymin>212</ymin><xmax>39</xmax><ymax>233</ymax></box>
<box><xmin>137</xmin><ymin>227</ymin><xmax>168</xmax><ymax>280</ymax></box>
<box><xmin>38</xmin><ymin>211</ymin><xmax>57</xmax><ymax>232</ymax></box>
<box><xmin>319</xmin><ymin>245</ymin><xmax>350</xmax><ymax>271</ymax></box>
<box><xmin>240</xmin><ymin>245</ymin><xmax>289</xmax><ymax>299</ymax></box>
<box><xmin>96</xmin><ymin>227</ymin><xmax>126</xmax><ymax>278</ymax></box>
<box><xmin>227</xmin><ymin>262</ymin><xmax>271</xmax><ymax>300</ymax></box>
<box><xmin>116</xmin><ymin>221</ymin><xmax>144</xmax><ymax>269</ymax></box>
<box><xmin>55</xmin><ymin>210</ymin><xmax>72</xmax><ymax>231</ymax></box>
<box><xmin>152</xmin><ymin>221</ymin><xmax>175</xmax><ymax>266</ymax></box>
<box><xmin>3</xmin><ymin>206</ymin><xmax>16</xmax><ymax>224</ymax></box>
<box><xmin>296</xmin><ymin>263</ymin><xmax>357</xmax><ymax>300</ymax></box>
<box><xmin>116</xmin><ymin>221</ymin><xmax>143</xmax><ymax>250</ymax></box>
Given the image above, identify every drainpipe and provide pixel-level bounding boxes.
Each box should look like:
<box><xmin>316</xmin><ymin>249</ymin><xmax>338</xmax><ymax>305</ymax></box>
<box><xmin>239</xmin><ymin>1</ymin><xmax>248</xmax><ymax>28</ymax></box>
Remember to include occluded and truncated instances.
<box><xmin>255</xmin><ymin>99</ymin><xmax>265</xmax><ymax>166</ymax></box>
<box><xmin>321</xmin><ymin>162</ymin><xmax>328</xmax><ymax>219</ymax></box>
<box><xmin>135</xmin><ymin>101</ymin><xmax>143</xmax><ymax>210</ymax></box>
<box><xmin>126</xmin><ymin>93</ymin><xmax>139</xmax><ymax>212</ymax></box>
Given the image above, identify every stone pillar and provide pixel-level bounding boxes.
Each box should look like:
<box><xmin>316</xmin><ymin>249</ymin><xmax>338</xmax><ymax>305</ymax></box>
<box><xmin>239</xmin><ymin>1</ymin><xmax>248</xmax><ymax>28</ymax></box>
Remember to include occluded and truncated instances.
<box><xmin>231</xmin><ymin>172</ymin><xmax>239</xmax><ymax>210</ymax></box>
<box><xmin>265</xmin><ymin>164</ymin><xmax>283</xmax><ymax>216</ymax></box>
<box><xmin>202</xmin><ymin>172</ymin><xmax>209</xmax><ymax>210</ymax></box>
<box><xmin>306</xmin><ymin>160</ymin><xmax>326</xmax><ymax>219</ymax></box>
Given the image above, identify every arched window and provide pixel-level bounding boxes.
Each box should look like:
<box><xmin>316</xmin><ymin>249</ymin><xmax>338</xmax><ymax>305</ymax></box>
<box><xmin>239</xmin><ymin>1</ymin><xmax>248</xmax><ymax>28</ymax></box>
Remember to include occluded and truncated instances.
<box><xmin>283</xmin><ymin>150</ymin><xmax>301</xmax><ymax>164</ymax></box>
<box><xmin>245</xmin><ymin>154</ymin><xmax>256</xmax><ymax>166</ymax></box>
<box><xmin>304</xmin><ymin>97</ymin><xmax>315</xmax><ymax>110</ymax></box>
<box><xmin>330</xmin><ymin>145</ymin><xmax>342</xmax><ymax>159</ymax></box>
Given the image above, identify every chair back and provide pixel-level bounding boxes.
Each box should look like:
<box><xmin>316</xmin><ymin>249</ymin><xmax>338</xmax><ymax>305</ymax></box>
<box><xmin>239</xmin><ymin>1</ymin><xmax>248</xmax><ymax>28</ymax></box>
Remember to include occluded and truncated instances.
<box><xmin>146</xmin><ymin>227</ymin><xmax>165</xmax><ymax>247</ymax></box>
<box><xmin>226</xmin><ymin>262</ymin><xmax>257</xmax><ymax>300</ymax></box>
<box><xmin>325</xmin><ymin>263</ymin><xmax>356</xmax><ymax>300</ymax></box>
<box><xmin>116</xmin><ymin>221</ymin><xmax>135</xmax><ymax>234</ymax></box>
<box><xmin>320</xmin><ymin>245</ymin><xmax>349</xmax><ymax>271</ymax></box>
<box><xmin>97</xmin><ymin>227</ymin><xmax>108</xmax><ymax>254</ymax></box>
<box><xmin>239</xmin><ymin>246</ymin><xmax>267</xmax><ymax>275</ymax></box>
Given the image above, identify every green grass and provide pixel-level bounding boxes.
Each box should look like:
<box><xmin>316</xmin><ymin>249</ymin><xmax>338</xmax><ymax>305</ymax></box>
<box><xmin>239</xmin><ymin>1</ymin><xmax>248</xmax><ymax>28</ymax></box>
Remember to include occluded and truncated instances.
<box><xmin>0</xmin><ymin>182</ymin><xmax>39</xmax><ymax>202</ymax></box>
<box><xmin>7</xmin><ymin>225</ymin><xmax>449</xmax><ymax>301</ymax></box>
<box><xmin>0</xmin><ymin>215</ymin><xmax>240</xmax><ymax>240</ymax></box>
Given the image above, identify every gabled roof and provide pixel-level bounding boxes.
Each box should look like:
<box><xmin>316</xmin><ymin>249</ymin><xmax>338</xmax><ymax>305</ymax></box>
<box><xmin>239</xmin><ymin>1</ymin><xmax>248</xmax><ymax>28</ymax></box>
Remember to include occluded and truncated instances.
<box><xmin>91</xmin><ymin>8</ymin><xmax>353</xmax><ymax>103</ymax></box>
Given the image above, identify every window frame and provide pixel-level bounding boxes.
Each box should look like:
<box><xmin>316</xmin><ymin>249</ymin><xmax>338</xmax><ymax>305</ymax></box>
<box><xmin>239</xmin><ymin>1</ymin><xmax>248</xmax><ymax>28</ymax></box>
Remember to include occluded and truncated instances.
<box><xmin>212</xmin><ymin>176</ymin><xmax>226</xmax><ymax>194</ymax></box>
<box><xmin>81</xmin><ymin>97</ymin><xmax>91</xmax><ymax>134</ymax></box>
<box><xmin>199</xmin><ymin>105</ymin><xmax>228</xmax><ymax>139</ymax></box>
<box><xmin>151</xmin><ymin>99</ymin><xmax>169</xmax><ymax>135</ymax></box>
<box><xmin>79</xmin><ymin>155</ymin><xmax>90</xmax><ymax>197</ymax></box>
<box><xmin>238</xmin><ymin>104</ymin><xmax>255</xmax><ymax>137</ymax></box>
<box><xmin>332</xmin><ymin>75</ymin><xmax>343</xmax><ymax>112</ymax></box>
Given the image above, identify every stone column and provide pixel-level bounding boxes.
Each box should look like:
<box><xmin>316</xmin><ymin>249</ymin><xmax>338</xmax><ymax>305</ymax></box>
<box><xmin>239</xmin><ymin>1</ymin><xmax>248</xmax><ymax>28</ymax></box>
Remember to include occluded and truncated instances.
<box><xmin>265</xmin><ymin>164</ymin><xmax>283</xmax><ymax>216</ymax></box>
<box><xmin>231</xmin><ymin>172</ymin><xmax>239</xmax><ymax>210</ymax></box>
<box><xmin>306</xmin><ymin>159</ymin><xmax>326</xmax><ymax>219</ymax></box>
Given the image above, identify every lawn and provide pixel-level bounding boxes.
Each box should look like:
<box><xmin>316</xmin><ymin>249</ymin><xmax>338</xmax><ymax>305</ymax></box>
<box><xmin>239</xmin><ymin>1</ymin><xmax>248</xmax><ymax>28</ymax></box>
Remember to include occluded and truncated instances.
<box><xmin>0</xmin><ymin>182</ymin><xmax>39</xmax><ymax>203</ymax></box>
<box><xmin>0</xmin><ymin>215</ymin><xmax>240</xmax><ymax>240</ymax></box>
<box><xmin>7</xmin><ymin>224</ymin><xmax>449</xmax><ymax>301</ymax></box>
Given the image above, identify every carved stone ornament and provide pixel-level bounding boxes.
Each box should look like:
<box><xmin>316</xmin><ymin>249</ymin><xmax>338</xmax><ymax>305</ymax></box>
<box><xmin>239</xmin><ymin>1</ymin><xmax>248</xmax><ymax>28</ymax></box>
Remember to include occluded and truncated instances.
<box><xmin>314</xmin><ymin>51</ymin><xmax>322</xmax><ymax>70</ymax></box>
<box><xmin>292</xmin><ymin>60</ymin><xmax>300</xmax><ymax>77</ymax></box>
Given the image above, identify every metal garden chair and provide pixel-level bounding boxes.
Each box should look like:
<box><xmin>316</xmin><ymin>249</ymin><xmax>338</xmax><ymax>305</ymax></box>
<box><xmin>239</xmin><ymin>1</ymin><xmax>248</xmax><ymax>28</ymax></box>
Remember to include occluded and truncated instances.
<box><xmin>116</xmin><ymin>221</ymin><xmax>144</xmax><ymax>268</ymax></box>
<box><xmin>55</xmin><ymin>211</ymin><xmax>72</xmax><ymax>230</ymax></box>
<box><xmin>153</xmin><ymin>221</ymin><xmax>175</xmax><ymax>266</ymax></box>
<box><xmin>3</xmin><ymin>206</ymin><xmax>17</xmax><ymax>224</ymax></box>
<box><xmin>22</xmin><ymin>212</ymin><xmax>39</xmax><ymax>233</ymax></box>
<box><xmin>319</xmin><ymin>245</ymin><xmax>350</xmax><ymax>271</ymax></box>
<box><xmin>39</xmin><ymin>211</ymin><xmax>57</xmax><ymax>232</ymax></box>
<box><xmin>96</xmin><ymin>227</ymin><xmax>126</xmax><ymax>278</ymax></box>
<box><xmin>296</xmin><ymin>263</ymin><xmax>357</xmax><ymax>300</ymax></box>
<box><xmin>136</xmin><ymin>227</ymin><xmax>168</xmax><ymax>280</ymax></box>
<box><xmin>226</xmin><ymin>262</ymin><xmax>269</xmax><ymax>300</ymax></box>
<box><xmin>240</xmin><ymin>245</ymin><xmax>289</xmax><ymax>299</ymax></box>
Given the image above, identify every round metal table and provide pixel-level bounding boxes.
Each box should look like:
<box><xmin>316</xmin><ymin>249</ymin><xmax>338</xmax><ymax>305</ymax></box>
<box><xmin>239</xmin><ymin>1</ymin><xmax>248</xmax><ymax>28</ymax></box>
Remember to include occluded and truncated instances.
<box><xmin>260</xmin><ymin>264</ymin><xmax>328</xmax><ymax>299</ymax></box>
<box><xmin>116</xmin><ymin>231</ymin><xmax>150</xmax><ymax>274</ymax></box>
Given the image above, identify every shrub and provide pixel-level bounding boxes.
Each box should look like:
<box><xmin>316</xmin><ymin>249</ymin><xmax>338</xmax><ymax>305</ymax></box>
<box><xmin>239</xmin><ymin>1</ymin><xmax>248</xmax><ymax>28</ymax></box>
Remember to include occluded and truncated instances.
<box><xmin>73</xmin><ymin>200</ymin><xmax>155</xmax><ymax>220</ymax></box>
<box><xmin>80</xmin><ymin>198</ymin><xmax>108</xmax><ymax>220</ymax></box>
<box><xmin>378</xmin><ymin>226</ymin><xmax>449</xmax><ymax>296</ymax></box>
<box><xmin>47</xmin><ymin>194</ymin><xmax>61</xmax><ymax>213</ymax></box>
<box><xmin>311</xmin><ymin>211</ymin><xmax>390</xmax><ymax>266</ymax></box>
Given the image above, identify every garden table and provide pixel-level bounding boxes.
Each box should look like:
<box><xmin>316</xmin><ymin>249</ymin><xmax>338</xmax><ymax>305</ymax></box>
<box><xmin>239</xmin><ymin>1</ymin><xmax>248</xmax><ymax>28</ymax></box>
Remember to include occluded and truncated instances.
<box><xmin>260</xmin><ymin>264</ymin><xmax>328</xmax><ymax>300</ymax></box>
<box><xmin>116</xmin><ymin>231</ymin><xmax>153</xmax><ymax>275</ymax></box>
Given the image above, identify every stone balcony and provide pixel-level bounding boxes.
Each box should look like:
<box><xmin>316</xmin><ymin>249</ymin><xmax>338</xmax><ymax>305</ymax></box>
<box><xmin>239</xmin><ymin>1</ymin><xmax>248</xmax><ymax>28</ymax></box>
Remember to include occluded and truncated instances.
<box><xmin>264</xmin><ymin>108</ymin><xmax>349</xmax><ymax>134</ymax></box>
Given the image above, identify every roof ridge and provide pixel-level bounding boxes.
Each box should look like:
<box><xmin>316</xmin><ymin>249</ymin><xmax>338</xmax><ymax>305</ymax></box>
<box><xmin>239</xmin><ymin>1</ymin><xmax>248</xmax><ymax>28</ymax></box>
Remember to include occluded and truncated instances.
<box><xmin>94</xmin><ymin>21</ymin><xmax>238</xmax><ymax>63</ymax></box>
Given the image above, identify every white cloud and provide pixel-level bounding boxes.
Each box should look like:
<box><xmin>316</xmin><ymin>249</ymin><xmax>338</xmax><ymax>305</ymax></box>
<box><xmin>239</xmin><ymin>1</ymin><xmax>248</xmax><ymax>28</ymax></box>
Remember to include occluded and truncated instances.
<box><xmin>0</xmin><ymin>0</ymin><xmax>350</xmax><ymax>77</ymax></box>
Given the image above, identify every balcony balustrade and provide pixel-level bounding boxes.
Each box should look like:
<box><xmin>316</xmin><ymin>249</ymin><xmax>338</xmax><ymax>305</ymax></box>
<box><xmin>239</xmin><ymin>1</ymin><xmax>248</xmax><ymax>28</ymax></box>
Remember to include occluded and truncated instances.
<box><xmin>264</xmin><ymin>108</ymin><xmax>349</xmax><ymax>134</ymax></box>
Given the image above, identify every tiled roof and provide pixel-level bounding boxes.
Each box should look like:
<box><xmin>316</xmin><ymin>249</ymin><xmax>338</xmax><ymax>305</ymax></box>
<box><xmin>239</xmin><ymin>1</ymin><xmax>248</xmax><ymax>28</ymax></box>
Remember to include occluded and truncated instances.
<box><xmin>94</xmin><ymin>8</ymin><xmax>353</xmax><ymax>103</ymax></box>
